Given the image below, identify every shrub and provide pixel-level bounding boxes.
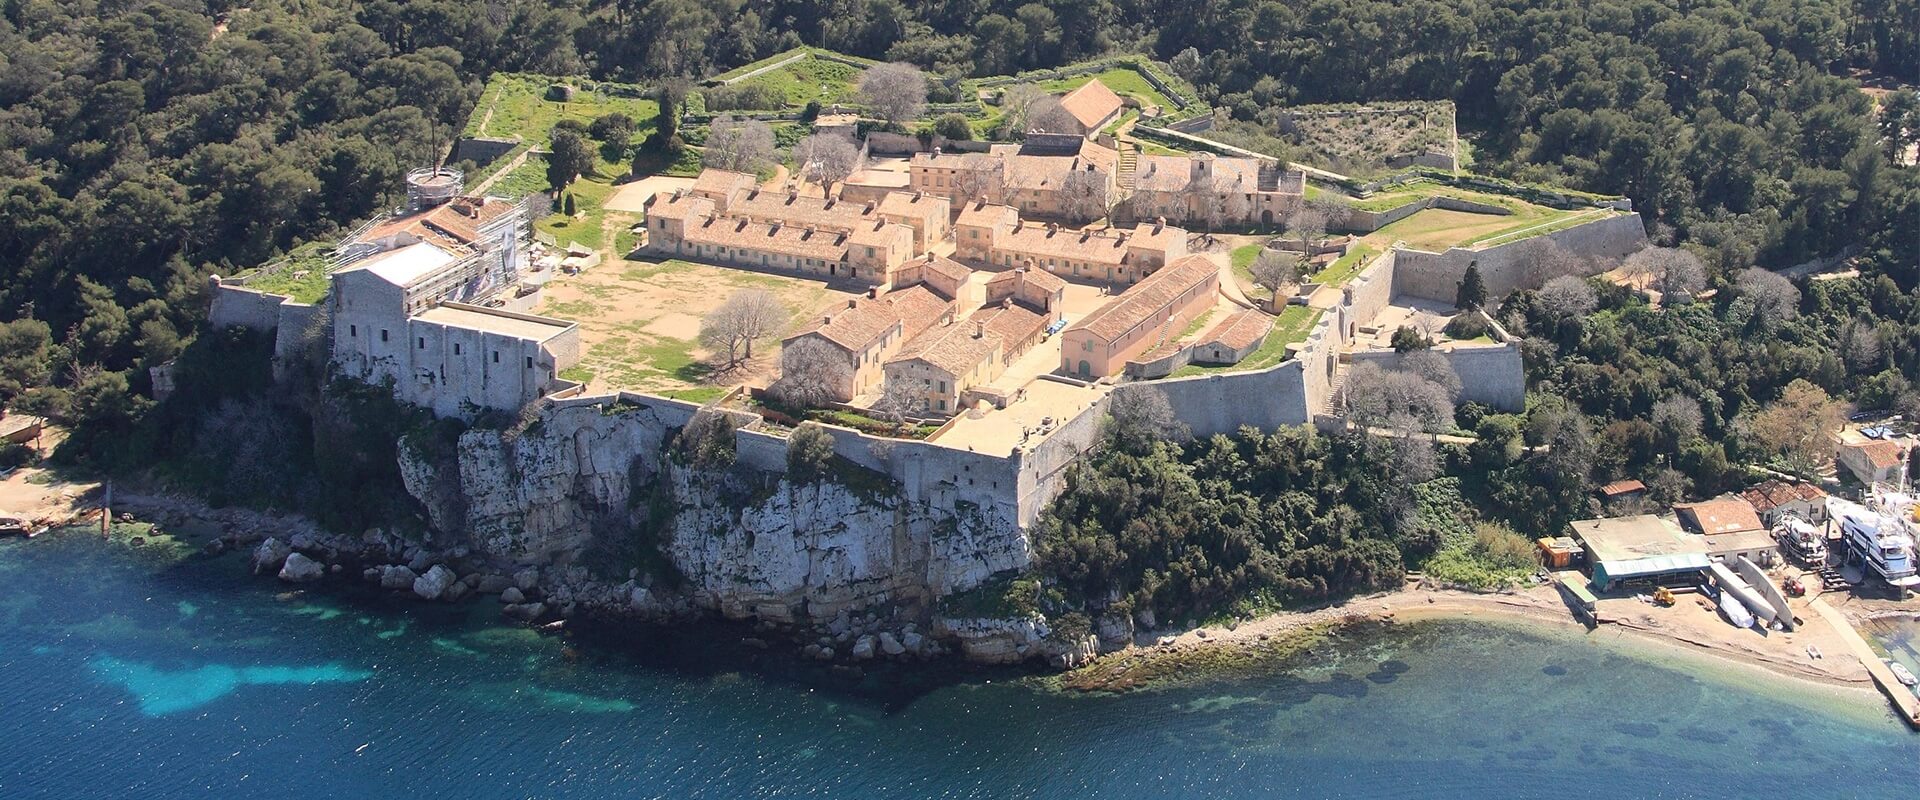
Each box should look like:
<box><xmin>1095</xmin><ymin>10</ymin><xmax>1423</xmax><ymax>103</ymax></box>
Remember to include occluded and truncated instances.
<box><xmin>1443</xmin><ymin>313</ymin><xmax>1490</xmax><ymax>340</ymax></box>
<box><xmin>1391</xmin><ymin>326</ymin><xmax>1432</xmax><ymax>352</ymax></box>
<box><xmin>786</xmin><ymin>422</ymin><xmax>835</xmax><ymax>481</ymax></box>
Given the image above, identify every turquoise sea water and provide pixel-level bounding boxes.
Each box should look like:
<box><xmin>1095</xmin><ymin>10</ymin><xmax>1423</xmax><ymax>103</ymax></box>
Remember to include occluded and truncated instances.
<box><xmin>2</xmin><ymin>528</ymin><xmax>1916</xmax><ymax>799</ymax></box>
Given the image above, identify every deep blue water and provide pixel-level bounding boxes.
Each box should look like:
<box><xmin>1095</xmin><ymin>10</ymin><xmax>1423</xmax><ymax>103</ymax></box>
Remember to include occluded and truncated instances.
<box><xmin>2</xmin><ymin>526</ymin><xmax>1916</xmax><ymax>799</ymax></box>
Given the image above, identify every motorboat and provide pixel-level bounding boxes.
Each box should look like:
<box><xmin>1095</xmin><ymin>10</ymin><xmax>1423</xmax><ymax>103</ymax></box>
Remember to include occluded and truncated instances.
<box><xmin>1831</xmin><ymin>496</ymin><xmax>1920</xmax><ymax>588</ymax></box>
<box><xmin>1773</xmin><ymin>515</ymin><xmax>1827</xmax><ymax>567</ymax></box>
<box><xmin>1889</xmin><ymin>661</ymin><xmax>1918</xmax><ymax>687</ymax></box>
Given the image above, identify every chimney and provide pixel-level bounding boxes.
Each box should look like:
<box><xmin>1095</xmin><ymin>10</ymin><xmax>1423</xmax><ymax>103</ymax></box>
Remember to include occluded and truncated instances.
<box><xmin>932</xmin><ymin>147</ymin><xmax>942</xmax><ymax>157</ymax></box>
<box><xmin>848</xmin><ymin>298</ymin><xmax>860</xmax><ymax>308</ymax></box>
<box><xmin>973</xmin><ymin>321</ymin><xmax>985</xmax><ymax>338</ymax></box>
<box><xmin>823</xmin><ymin>313</ymin><xmax>834</xmax><ymax>326</ymax></box>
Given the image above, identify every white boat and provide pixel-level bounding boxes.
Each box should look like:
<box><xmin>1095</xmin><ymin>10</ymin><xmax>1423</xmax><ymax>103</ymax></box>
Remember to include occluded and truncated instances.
<box><xmin>1888</xmin><ymin>661</ymin><xmax>1918</xmax><ymax>687</ymax></box>
<box><xmin>1773</xmin><ymin>515</ymin><xmax>1826</xmax><ymax>566</ymax></box>
<box><xmin>1831</xmin><ymin>496</ymin><xmax>1920</xmax><ymax>588</ymax></box>
<box><xmin>1718</xmin><ymin>592</ymin><xmax>1756</xmax><ymax>629</ymax></box>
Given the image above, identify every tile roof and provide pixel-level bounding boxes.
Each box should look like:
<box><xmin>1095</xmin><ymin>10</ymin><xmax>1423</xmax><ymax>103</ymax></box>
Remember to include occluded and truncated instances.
<box><xmin>847</xmin><ymin>219</ymin><xmax>911</xmax><ymax>250</ymax></box>
<box><xmin>1066</xmin><ymin>255</ymin><xmax>1218</xmax><ymax>343</ymax></box>
<box><xmin>1740</xmin><ymin>480</ymin><xmax>1826</xmax><ymax>512</ymax></box>
<box><xmin>359</xmin><ymin>196</ymin><xmax>519</xmax><ymax>251</ymax></box>
<box><xmin>681</xmin><ymin>216</ymin><xmax>851</xmax><ymax>262</ymax></box>
<box><xmin>985</xmin><ymin>265</ymin><xmax>1067</xmax><ymax>295</ymax></box>
<box><xmin>956</xmin><ymin>201</ymin><xmax>1020</xmax><ymax>230</ymax></box>
<box><xmin>1199</xmin><ymin>307</ymin><xmax>1273</xmax><ymax>351</ymax></box>
<box><xmin>1673</xmin><ymin>498</ymin><xmax>1765</xmax><ymax>535</ymax></box>
<box><xmin>645</xmin><ymin>191</ymin><xmax>717</xmax><ymax>221</ymax></box>
<box><xmin>1056</xmin><ymin>78</ymin><xmax>1124</xmax><ymax>131</ymax></box>
<box><xmin>875</xmin><ymin>191</ymin><xmax>948</xmax><ymax>221</ymax></box>
<box><xmin>787</xmin><ymin>285</ymin><xmax>953</xmax><ymax>353</ymax></box>
<box><xmin>911</xmin><ymin>253</ymin><xmax>973</xmax><ymax>285</ymax></box>
<box><xmin>889</xmin><ymin>302</ymin><xmax>1045</xmax><ymax>377</ymax></box>
<box><xmin>728</xmin><ymin>188</ymin><xmax>878</xmax><ymax>232</ymax></box>
<box><xmin>1132</xmin><ymin>153</ymin><xmax>1263</xmax><ymax>195</ymax></box>
<box><xmin>1845</xmin><ymin>439</ymin><xmax>1910</xmax><ymax>470</ymax></box>
<box><xmin>1598</xmin><ymin>479</ymin><xmax>1647</xmax><ymax>497</ymax></box>
<box><xmin>691</xmin><ymin>169</ymin><xmax>756</xmax><ymax>199</ymax></box>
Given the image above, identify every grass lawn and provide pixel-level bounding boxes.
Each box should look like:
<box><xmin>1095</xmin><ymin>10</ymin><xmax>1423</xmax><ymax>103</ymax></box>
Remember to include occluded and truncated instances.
<box><xmin>1039</xmin><ymin>66</ymin><xmax>1179</xmax><ymax>112</ymax></box>
<box><xmin>1170</xmin><ymin>305</ymin><xmax>1321</xmax><ymax>377</ymax></box>
<box><xmin>1368</xmin><ymin>200</ymin><xmax>1579</xmax><ymax>252</ymax></box>
<box><xmin>493</xmin><ymin>152</ymin><xmax>628</xmax><ymax>253</ymax></box>
<box><xmin>464</xmin><ymin>73</ymin><xmax>658</xmax><ymax>146</ymax></box>
<box><xmin>1310</xmin><ymin>244</ymin><xmax>1378</xmax><ymax>288</ymax></box>
<box><xmin>240</xmin><ymin>241</ymin><xmax>334</xmax><ymax>303</ymax></box>
<box><xmin>1228</xmin><ymin>243</ymin><xmax>1273</xmax><ymax>300</ymax></box>
<box><xmin>1463</xmin><ymin>209</ymin><xmax>1615</xmax><ymax>247</ymax></box>
<box><xmin>733</xmin><ymin>56</ymin><xmax>865</xmax><ymax>107</ymax></box>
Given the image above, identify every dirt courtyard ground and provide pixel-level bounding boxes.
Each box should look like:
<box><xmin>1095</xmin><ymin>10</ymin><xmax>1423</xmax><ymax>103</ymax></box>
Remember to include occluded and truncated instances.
<box><xmin>536</xmin><ymin>257</ymin><xmax>860</xmax><ymax>402</ymax></box>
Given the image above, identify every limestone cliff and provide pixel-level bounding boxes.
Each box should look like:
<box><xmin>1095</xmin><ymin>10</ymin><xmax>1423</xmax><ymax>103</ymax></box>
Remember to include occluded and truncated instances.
<box><xmin>394</xmin><ymin>401</ymin><xmax>1032</xmax><ymax>625</ymax></box>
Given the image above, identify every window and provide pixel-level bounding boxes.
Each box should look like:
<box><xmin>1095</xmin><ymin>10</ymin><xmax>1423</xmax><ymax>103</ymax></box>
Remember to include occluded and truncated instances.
<box><xmin>525</xmin><ymin>356</ymin><xmax>533</xmax><ymax>369</ymax></box>
<box><xmin>1082</xmin><ymin>340</ymin><xmax>1093</xmax><ymax>352</ymax></box>
<box><xmin>937</xmin><ymin>399</ymin><xmax>946</xmax><ymax>411</ymax></box>
<box><xmin>379</xmin><ymin>329</ymin><xmax>388</xmax><ymax>343</ymax></box>
<box><xmin>417</xmin><ymin>337</ymin><xmax>425</xmax><ymax>349</ymax></box>
<box><xmin>492</xmin><ymin>351</ymin><xmax>500</xmax><ymax>363</ymax></box>
<box><xmin>349</xmin><ymin>325</ymin><xmax>357</xmax><ymax>337</ymax></box>
<box><xmin>937</xmin><ymin>380</ymin><xmax>946</xmax><ymax>392</ymax></box>
<box><xmin>454</xmin><ymin>343</ymin><xmax>462</xmax><ymax>355</ymax></box>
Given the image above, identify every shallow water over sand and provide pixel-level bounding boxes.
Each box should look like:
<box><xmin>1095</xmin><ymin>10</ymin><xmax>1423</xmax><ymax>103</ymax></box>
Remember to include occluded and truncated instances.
<box><xmin>2</xmin><ymin>528</ymin><xmax>1916</xmax><ymax>799</ymax></box>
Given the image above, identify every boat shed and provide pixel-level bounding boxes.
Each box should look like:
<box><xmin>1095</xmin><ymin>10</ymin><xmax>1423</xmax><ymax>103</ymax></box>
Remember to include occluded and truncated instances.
<box><xmin>1569</xmin><ymin>515</ymin><xmax>1712</xmax><ymax>592</ymax></box>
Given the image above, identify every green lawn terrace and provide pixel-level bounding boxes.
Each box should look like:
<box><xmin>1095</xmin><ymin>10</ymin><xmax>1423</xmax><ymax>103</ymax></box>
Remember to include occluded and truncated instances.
<box><xmin>1169</xmin><ymin>305</ymin><xmax>1323</xmax><ymax>378</ymax></box>
<box><xmin>462</xmin><ymin>73</ymin><xmax>661</xmax><ymax>147</ymax></box>
<box><xmin>230</xmin><ymin>240</ymin><xmax>335</xmax><ymax>304</ymax></box>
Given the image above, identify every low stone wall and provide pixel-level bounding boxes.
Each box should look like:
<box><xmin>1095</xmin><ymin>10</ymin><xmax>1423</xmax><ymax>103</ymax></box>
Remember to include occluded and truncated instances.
<box><xmin>1125</xmin><ymin>360</ymin><xmax>1311</xmax><ymax>439</ymax></box>
<box><xmin>208</xmin><ymin>278</ymin><xmax>321</xmax><ymax>371</ymax></box>
<box><xmin>1342</xmin><ymin>194</ymin><xmax>1510</xmax><ymax>234</ymax></box>
<box><xmin>1346</xmin><ymin>343</ymin><xmax>1524</xmax><ymax>410</ymax></box>
<box><xmin>1390</xmin><ymin>213</ymin><xmax>1648</xmax><ymax>304</ymax></box>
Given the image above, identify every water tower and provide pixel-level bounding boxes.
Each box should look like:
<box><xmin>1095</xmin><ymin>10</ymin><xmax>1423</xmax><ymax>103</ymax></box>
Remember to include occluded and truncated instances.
<box><xmin>405</xmin><ymin>165</ymin><xmax>464</xmax><ymax>211</ymax></box>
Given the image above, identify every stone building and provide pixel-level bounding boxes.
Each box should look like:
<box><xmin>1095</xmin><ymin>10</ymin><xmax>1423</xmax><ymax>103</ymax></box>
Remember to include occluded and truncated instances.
<box><xmin>779</xmin><ymin>286</ymin><xmax>955</xmax><ymax>402</ymax></box>
<box><xmin>643</xmin><ymin>191</ymin><xmax>918</xmax><ymax>285</ymax></box>
<box><xmin>330</xmin><ymin>244</ymin><xmax>580</xmax><ymax>417</ymax></box>
<box><xmin>1740</xmin><ymin>480</ymin><xmax>1828</xmax><ymax>527</ymax></box>
<box><xmin>1125</xmin><ymin>152</ymin><xmax>1305</xmax><ymax>228</ymax></box>
<box><xmin>882</xmin><ymin>265</ymin><xmax>1065</xmax><ymax>416</ymax></box>
<box><xmin>645</xmin><ymin>169</ymin><xmax>949</xmax><ymax>287</ymax></box>
<box><xmin>953</xmin><ymin>201</ymin><xmax>1186</xmax><ymax>285</ymax></box>
<box><xmin>1045</xmin><ymin>78</ymin><xmax>1125</xmax><ymax>137</ymax></box>
<box><xmin>1060</xmin><ymin>254</ymin><xmax>1219</xmax><ymax>378</ymax></box>
<box><xmin>909</xmin><ymin>137</ymin><xmax>1118</xmax><ymax>221</ymax></box>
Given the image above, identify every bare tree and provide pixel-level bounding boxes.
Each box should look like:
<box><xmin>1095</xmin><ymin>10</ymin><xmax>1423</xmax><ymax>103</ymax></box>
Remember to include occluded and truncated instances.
<box><xmin>699</xmin><ymin>289</ymin><xmax>788</xmax><ymax>367</ymax></box>
<box><xmin>702</xmin><ymin>114</ymin><xmax>775</xmax><ymax>173</ymax></box>
<box><xmin>1384</xmin><ymin>411</ymin><xmax>1440</xmax><ymax>483</ymax></box>
<box><xmin>1623</xmin><ymin>246</ymin><xmax>1707</xmax><ymax>301</ymax></box>
<box><xmin>771</xmin><ymin>336</ymin><xmax>852</xmax><ymax>408</ymax></box>
<box><xmin>1343</xmin><ymin>362</ymin><xmax>1453</xmax><ymax>430</ymax></box>
<box><xmin>1106</xmin><ymin>386</ymin><xmax>1189</xmax><ymax>450</ymax></box>
<box><xmin>1733</xmin><ymin>268</ymin><xmax>1800</xmax><ymax>329</ymax></box>
<box><xmin>858</xmin><ymin>62</ymin><xmax>927</xmax><ymax>127</ymax></box>
<box><xmin>997</xmin><ymin>84</ymin><xmax>1048</xmax><ymax>133</ymax></box>
<box><xmin>1027</xmin><ymin>96</ymin><xmax>1080</xmax><ymax>134</ymax></box>
<box><xmin>1838</xmin><ymin>318</ymin><xmax>1883</xmax><ymax>374</ymax></box>
<box><xmin>793</xmin><ymin>132</ymin><xmax>861</xmax><ymax>196</ymax></box>
<box><xmin>1520</xmin><ymin>239</ymin><xmax>1589</xmax><ymax>287</ymax></box>
<box><xmin>1536</xmin><ymin>276</ymin><xmax>1597</xmax><ymax>317</ymax></box>
<box><xmin>1247</xmin><ymin>247</ymin><xmax>1301</xmax><ymax>300</ymax></box>
<box><xmin>1058</xmin><ymin>163</ymin><xmax>1110</xmax><ymax>224</ymax></box>
<box><xmin>1305</xmin><ymin>195</ymin><xmax>1353</xmax><ymax>233</ymax></box>
<box><xmin>1650</xmin><ymin>395</ymin><xmax>1704</xmax><ymax>446</ymax></box>
<box><xmin>1285</xmin><ymin>206</ymin><xmax>1328</xmax><ymax>256</ymax></box>
<box><xmin>870</xmin><ymin>378</ymin><xmax>921</xmax><ymax>424</ymax></box>
<box><xmin>1400</xmin><ymin>349</ymin><xmax>1462</xmax><ymax>402</ymax></box>
<box><xmin>952</xmin><ymin>156</ymin><xmax>1007</xmax><ymax>205</ymax></box>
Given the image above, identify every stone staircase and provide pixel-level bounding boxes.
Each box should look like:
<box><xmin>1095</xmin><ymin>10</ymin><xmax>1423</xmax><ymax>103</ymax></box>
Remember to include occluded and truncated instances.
<box><xmin>1316</xmin><ymin>361</ymin><xmax>1351</xmax><ymax>419</ymax></box>
<box><xmin>1116</xmin><ymin>140</ymin><xmax>1139</xmax><ymax>192</ymax></box>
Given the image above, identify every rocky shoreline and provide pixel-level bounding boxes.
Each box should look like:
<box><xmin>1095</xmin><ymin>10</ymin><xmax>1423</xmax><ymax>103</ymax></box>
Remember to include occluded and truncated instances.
<box><xmin>92</xmin><ymin>486</ymin><xmax>1097</xmax><ymax>674</ymax></box>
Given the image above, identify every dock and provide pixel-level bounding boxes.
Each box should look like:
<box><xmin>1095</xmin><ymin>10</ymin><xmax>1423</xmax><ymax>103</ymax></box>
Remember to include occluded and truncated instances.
<box><xmin>1809</xmin><ymin>597</ymin><xmax>1920</xmax><ymax>727</ymax></box>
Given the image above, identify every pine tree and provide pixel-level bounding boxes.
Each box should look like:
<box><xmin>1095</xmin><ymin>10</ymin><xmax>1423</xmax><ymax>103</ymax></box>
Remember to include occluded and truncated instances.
<box><xmin>563</xmin><ymin>192</ymin><xmax>577</xmax><ymax>216</ymax></box>
<box><xmin>1456</xmin><ymin>263</ymin><xmax>1487</xmax><ymax>310</ymax></box>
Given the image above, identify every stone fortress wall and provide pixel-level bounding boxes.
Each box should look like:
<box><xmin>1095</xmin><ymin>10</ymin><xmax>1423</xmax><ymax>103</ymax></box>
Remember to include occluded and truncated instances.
<box><xmin>1390</xmin><ymin>213</ymin><xmax>1648</xmax><ymax>303</ymax></box>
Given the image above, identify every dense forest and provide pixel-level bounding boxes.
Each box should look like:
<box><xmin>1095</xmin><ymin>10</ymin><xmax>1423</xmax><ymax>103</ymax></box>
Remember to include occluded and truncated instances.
<box><xmin>0</xmin><ymin>0</ymin><xmax>1909</xmax><ymax>631</ymax></box>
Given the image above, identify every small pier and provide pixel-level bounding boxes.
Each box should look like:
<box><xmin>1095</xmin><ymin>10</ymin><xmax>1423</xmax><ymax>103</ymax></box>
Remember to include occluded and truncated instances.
<box><xmin>1809</xmin><ymin>598</ymin><xmax>1920</xmax><ymax>728</ymax></box>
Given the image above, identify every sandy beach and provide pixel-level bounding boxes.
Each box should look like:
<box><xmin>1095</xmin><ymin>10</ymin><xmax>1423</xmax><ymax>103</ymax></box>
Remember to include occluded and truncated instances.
<box><xmin>1067</xmin><ymin>577</ymin><xmax>1900</xmax><ymax>699</ymax></box>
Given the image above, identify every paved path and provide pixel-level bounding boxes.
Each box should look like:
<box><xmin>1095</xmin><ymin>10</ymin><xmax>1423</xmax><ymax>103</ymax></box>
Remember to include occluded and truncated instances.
<box><xmin>1810</xmin><ymin>597</ymin><xmax>1920</xmax><ymax>727</ymax></box>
